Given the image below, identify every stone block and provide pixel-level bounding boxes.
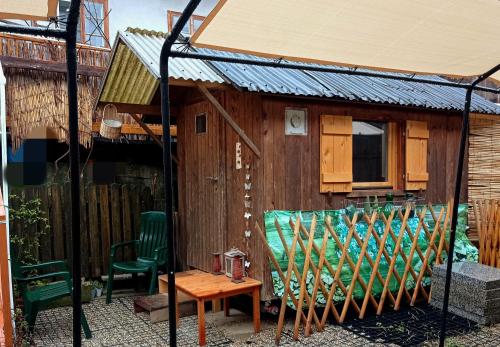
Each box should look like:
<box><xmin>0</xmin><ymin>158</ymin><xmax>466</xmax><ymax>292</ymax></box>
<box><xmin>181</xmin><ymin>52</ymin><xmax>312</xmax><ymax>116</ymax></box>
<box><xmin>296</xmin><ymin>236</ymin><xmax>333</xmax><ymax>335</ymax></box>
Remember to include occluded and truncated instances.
<box><xmin>430</xmin><ymin>261</ymin><xmax>500</xmax><ymax>325</ymax></box>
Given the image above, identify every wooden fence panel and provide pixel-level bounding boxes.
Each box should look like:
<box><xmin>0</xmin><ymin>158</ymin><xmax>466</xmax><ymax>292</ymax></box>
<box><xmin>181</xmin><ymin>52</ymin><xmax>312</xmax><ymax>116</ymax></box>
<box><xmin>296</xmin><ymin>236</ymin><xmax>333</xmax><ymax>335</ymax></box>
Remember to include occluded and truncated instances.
<box><xmin>110</xmin><ymin>184</ymin><xmax>122</xmax><ymax>261</ymax></box>
<box><xmin>88</xmin><ymin>185</ymin><xmax>100</xmax><ymax>278</ymax></box>
<box><xmin>51</xmin><ymin>185</ymin><xmax>64</xmax><ymax>260</ymax></box>
<box><xmin>99</xmin><ymin>185</ymin><xmax>111</xmax><ymax>272</ymax></box>
<box><xmin>260</xmin><ymin>202</ymin><xmax>451</xmax><ymax>342</ymax></box>
<box><xmin>8</xmin><ymin>183</ymin><xmax>162</xmax><ymax>279</ymax></box>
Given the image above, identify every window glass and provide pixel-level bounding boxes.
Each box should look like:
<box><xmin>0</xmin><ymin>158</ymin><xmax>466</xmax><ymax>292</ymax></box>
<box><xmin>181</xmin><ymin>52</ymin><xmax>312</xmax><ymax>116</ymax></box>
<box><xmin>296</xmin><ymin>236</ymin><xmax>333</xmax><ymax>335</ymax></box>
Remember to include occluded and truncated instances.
<box><xmin>84</xmin><ymin>1</ymin><xmax>104</xmax><ymax>46</ymax></box>
<box><xmin>352</xmin><ymin>121</ymin><xmax>388</xmax><ymax>183</ymax></box>
<box><xmin>58</xmin><ymin>0</ymin><xmax>81</xmax><ymax>41</ymax></box>
<box><xmin>171</xmin><ymin>13</ymin><xmax>190</xmax><ymax>35</ymax></box>
<box><xmin>193</xmin><ymin>18</ymin><xmax>204</xmax><ymax>33</ymax></box>
<box><xmin>195</xmin><ymin>114</ymin><xmax>207</xmax><ymax>134</ymax></box>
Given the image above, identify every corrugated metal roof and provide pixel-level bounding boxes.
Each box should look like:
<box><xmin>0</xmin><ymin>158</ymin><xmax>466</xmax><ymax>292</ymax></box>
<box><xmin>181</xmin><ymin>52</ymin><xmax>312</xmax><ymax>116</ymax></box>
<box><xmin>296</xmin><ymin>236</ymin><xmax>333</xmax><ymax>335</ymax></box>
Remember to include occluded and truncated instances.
<box><xmin>100</xmin><ymin>28</ymin><xmax>500</xmax><ymax>115</ymax></box>
<box><xmin>200</xmin><ymin>48</ymin><xmax>500</xmax><ymax>114</ymax></box>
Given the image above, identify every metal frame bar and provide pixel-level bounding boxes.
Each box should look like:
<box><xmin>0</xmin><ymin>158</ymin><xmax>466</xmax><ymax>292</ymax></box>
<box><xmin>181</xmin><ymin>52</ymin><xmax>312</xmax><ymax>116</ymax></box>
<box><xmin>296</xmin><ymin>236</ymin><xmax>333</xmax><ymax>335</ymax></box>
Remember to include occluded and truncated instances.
<box><xmin>0</xmin><ymin>0</ymin><xmax>498</xmax><ymax>345</ymax></box>
<box><xmin>440</xmin><ymin>63</ymin><xmax>500</xmax><ymax>347</ymax></box>
<box><xmin>160</xmin><ymin>1</ymin><xmax>202</xmax><ymax>346</ymax></box>
<box><xmin>0</xmin><ymin>1</ymin><xmax>83</xmax><ymax>346</ymax></box>
<box><xmin>169</xmin><ymin>51</ymin><xmax>500</xmax><ymax>95</ymax></box>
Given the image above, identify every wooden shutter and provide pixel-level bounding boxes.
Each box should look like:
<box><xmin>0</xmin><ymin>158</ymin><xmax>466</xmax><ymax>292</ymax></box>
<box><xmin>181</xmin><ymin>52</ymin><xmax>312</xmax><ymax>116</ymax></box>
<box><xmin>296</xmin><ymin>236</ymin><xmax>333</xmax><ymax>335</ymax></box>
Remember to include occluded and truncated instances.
<box><xmin>320</xmin><ymin>115</ymin><xmax>353</xmax><ymax>193</ymax></box>
<box><xmin>405</xmin><ymin>120</ymin><xmax>429</xmax><ymax>190</ymax></box>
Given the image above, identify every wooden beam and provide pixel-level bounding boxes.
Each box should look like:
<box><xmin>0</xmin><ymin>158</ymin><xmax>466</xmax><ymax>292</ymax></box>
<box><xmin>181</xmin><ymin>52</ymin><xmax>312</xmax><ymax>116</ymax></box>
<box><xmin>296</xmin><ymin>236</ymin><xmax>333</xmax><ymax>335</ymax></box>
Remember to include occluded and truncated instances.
<box><xmin>129</xmin><ymin>114</ymin><xmax>164</xmax><ymax>148</ymax></box>
<box><xmin>92</xmin><ymin>122</ymin><xmax>177</xmax><ymax>136</ymax></box>
<box><xmin>196</xmin><ymin>84</ymin><xmax>261</xmax><ymax>158</ymax></box>
<box><xmin>0</xmin><ymin>55</ymin><xmax>105</xmax><ymax>77</ymax></box>
<box><xmin>97</xmin><ymin>102</ymin><xmax>162</xmax><ymax>116</ymax></box>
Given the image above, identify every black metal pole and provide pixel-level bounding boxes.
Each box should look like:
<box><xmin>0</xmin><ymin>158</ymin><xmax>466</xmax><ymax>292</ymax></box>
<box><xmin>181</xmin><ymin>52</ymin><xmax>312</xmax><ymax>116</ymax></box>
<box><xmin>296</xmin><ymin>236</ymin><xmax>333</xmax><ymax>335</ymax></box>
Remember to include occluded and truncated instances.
<box><xmin>438</xmin><ymin>86</ymin><xmax>472</xmax><ymax>347</ymax></box>
<box><xmin>65</xmin><ymin>1</ymin><xmax>83</xmax><ymax>346</ymax></box>
<box><xmin>439</xmin><ymin>63</ymin><xmax>500</xmax><ymax>347</ymax></box>
<box><xmin>160</xmin><ymin>1</ymin><xmax>201</xmax><ymax>345</ymax></box>
<box><xmin>0</xmin><ymin>23</ymin><xmax>66</xmax><ymax>39</ymax></box>
<box><xmin>168</xmin><ymin>51</ymin><xmax>500</xmax><ymax>95</ymax></box>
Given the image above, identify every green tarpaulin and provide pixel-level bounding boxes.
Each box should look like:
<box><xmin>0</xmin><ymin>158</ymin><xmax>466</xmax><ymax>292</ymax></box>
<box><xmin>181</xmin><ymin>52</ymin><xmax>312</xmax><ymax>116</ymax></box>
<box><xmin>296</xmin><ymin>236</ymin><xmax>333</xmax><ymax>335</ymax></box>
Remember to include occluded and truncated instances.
<box><xmin>264</xmin><ymin>204</ymin><xmax>477</xmax><ymax>308</ymax></box>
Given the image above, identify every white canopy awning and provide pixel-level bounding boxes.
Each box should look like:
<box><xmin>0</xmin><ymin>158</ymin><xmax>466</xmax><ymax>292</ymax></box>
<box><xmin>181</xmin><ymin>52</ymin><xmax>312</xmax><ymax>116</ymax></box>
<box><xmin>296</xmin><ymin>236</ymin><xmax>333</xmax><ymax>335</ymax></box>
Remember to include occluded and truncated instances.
<box><xmin>192</xmin><ymin>0</ymin><xmax>500</xmax><ymax>81</ymax></box>
<box><xmin>0</xmin><ymin>0</ymin><xmax>57</xmax><ymax>21</ymax></box>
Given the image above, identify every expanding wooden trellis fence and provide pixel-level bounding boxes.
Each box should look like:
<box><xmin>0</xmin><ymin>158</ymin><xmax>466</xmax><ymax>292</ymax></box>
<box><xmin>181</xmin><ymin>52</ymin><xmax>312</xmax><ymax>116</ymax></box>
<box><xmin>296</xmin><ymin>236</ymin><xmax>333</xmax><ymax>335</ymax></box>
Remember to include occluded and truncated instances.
<box><xmin>256</xmin><ymin>202</ymin><xmax>451</xmax><ymax>344</ymax></box>
<box><xmin>473</xmin><ymin>199</ymin><xmax>500</xmax><ymax>268</ymax></box>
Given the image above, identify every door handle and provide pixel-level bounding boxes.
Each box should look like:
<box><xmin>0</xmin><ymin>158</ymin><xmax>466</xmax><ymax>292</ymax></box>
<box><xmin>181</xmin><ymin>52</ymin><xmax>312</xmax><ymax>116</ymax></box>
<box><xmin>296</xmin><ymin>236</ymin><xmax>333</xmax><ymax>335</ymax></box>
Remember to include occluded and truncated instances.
<box><xmin>206</xmin><ymin>176</ymin><xmax>219</xmax><ymax>182</ymax></box>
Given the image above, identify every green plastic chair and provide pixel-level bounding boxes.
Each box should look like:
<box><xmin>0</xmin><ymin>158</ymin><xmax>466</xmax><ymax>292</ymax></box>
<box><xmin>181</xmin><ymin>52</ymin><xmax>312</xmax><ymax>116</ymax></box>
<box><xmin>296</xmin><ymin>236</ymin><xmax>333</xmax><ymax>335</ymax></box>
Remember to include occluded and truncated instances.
<box><xmin>11</xmin><ymin>259</ymin><xmax>92</xmax><ymax>339</ymax></box>
<box><xmin>106</xmin><ymin>211</ymin><xmax>167</xmax><ymax>304</ymax></box>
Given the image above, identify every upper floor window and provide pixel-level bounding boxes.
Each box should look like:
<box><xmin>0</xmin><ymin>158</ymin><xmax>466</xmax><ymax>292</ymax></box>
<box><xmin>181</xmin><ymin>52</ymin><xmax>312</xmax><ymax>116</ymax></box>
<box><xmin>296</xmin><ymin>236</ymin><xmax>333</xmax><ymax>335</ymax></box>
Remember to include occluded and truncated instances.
<box><xmin>58</xmin><ymin>0</ymin><xmax>109</xmax><ymax>47</ymax></box>
<box><xmin>167</xmin><ymin>10</ymin><xmax>205</xmax><ymax>36</ymax></box>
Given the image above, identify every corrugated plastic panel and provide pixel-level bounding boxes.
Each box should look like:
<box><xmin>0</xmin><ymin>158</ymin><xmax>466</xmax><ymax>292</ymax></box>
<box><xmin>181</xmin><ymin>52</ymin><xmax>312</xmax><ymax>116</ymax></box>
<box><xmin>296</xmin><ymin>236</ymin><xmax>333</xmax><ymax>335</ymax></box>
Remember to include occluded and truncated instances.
<box><xmin>100</xmin><ymin>43</ymin><xmax>158</xmax><ymax>104</ymax></box>
<box><xmin>120</xmin><ymin>29</ymin><xmax>225</xmax><ymax>83</ymax></box>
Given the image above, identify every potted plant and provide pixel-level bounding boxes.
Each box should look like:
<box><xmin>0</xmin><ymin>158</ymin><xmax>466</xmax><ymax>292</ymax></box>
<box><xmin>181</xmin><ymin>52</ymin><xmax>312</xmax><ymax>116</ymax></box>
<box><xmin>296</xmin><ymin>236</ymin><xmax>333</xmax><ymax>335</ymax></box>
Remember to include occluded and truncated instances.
<box><xmin>92</xmin><ymin>281</ymin><xmax>104</xmax><ymax>297</ymax></box>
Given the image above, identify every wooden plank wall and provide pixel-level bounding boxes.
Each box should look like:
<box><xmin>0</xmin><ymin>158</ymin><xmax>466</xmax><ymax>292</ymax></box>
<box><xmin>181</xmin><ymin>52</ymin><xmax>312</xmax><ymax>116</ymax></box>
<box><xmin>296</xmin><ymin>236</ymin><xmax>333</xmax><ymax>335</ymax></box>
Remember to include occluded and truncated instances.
<box><xmin>176</xmin><ymin>90</ymin><xmax>467</xmax><ymax>299</ymax></box>
<box><xmin>177</xmin><ymin>98</ymin><xmax>227</xmax><ymax>273</ymax></box>
<box><xmin>261</xmin><ymin>97</ymin><xmax>466</xmax><ymax>210</ymax></box>
<box><xmin>9</xmin><ymin>183</ymin><xmax>165</xmax><ymax>279</ymax></box>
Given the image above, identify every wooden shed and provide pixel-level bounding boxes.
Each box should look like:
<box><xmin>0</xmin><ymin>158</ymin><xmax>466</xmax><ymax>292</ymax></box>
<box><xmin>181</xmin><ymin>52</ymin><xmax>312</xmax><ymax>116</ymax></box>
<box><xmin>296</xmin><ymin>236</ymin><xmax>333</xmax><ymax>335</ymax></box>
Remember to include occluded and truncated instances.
<box><xmin>96</xmin><ymin>29</ymin><xmax>500</xmax><ymax>298</ymax></box>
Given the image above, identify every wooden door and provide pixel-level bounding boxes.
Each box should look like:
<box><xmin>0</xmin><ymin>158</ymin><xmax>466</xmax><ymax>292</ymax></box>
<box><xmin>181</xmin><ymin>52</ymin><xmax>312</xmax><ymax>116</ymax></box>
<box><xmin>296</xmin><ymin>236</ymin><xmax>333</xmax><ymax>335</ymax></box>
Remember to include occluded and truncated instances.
<box><xmin>182</xmin><ymin>101</ymin><xmax>226</xmax><ymax>271</ymax></box>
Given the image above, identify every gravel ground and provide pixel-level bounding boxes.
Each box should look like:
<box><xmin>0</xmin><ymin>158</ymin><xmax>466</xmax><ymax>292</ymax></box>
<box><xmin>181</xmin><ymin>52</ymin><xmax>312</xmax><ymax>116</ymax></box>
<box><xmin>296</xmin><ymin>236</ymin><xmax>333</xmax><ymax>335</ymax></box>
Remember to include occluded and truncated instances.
<box><xmin>30</xmin><ymin>296</ymin><xmax>500</xmax><ymax>346</ymax></box>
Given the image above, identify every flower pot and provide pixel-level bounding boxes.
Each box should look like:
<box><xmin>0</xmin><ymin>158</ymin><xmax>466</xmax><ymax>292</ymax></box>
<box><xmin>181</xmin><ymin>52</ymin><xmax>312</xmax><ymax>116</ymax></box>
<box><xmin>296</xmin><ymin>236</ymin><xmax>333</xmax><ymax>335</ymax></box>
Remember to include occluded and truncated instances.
<box><xmin>95</xmin><ymin>288</ymin><xmax>103</xmax><ymax>297</ymax></box>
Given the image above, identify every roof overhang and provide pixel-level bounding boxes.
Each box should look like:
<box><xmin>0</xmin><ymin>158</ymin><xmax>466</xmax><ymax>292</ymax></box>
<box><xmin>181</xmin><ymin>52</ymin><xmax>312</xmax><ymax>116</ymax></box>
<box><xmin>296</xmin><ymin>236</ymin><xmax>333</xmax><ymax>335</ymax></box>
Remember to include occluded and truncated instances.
<box><xmin>97</xmin><ymin>30</ymin><xmax>226</xmax><ymax>107</ymax></box>
<box><xmin>193</xmin><ymin>0</ymin><xmax>500</xmax><ymax>81</ymax></box>
<box><xmin>0</xmin><ymin>0</ymin><xmax>57</xmax><ymax>21</ymax></box>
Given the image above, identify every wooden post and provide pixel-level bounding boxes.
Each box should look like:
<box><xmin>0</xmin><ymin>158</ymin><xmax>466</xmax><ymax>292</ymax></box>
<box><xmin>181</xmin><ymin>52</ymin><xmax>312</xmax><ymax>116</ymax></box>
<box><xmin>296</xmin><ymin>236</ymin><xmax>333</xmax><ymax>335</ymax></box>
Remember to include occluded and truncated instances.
<box><xmin>254</xmin><ymin>223</ymin><xmax>308</xmax><ymax>325</ymax></box>
<box><xmin>293</xmin><ymin>216</ymin><xmax>316</xmax><ymax>340</ymax></box>
<box><xmin>360</xmin><ymin>210</ymin><xmax>395</xmax><ymax>319</ymax></box>
<box><xmin>377</xmin><ymin>208</ymin><xmax>411</xmax><ymax>315</ymax></box>
<box><xmin>305</xmin><ymin>227</ymin><xmax>329</xmax><ymax>336</ymax></box>
<box><xmin>394</xmin><ymin>207</ymin><xmax>428</xmax><ymax>310</ymax></box>
<box><xmin>275</xmin><ymin>217</ymin><xmax>300</xmax><ymax>345</ymax></box>
<box><xmin>196</xmin><ymin>84</ymin><xmax>261</xmax><ymax>158</ymax></box>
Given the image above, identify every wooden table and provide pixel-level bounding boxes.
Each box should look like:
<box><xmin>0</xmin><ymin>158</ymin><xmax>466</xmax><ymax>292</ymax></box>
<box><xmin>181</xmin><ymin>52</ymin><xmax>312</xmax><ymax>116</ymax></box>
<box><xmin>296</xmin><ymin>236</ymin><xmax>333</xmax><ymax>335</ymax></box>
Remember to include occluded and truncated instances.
<box><xmin>159</xmin><ymin>270</ymin><xmax>261</xmax><ymax>346</ymax></box>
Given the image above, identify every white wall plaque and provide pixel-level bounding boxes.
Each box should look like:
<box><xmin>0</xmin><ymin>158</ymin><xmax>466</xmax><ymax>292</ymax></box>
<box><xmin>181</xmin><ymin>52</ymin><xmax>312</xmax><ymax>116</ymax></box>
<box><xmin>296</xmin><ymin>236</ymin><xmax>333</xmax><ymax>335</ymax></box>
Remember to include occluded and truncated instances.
<box><xmin>285</xmin><ymin>108</ymin><xmax>308</xmax><ymax>135</ymax></box>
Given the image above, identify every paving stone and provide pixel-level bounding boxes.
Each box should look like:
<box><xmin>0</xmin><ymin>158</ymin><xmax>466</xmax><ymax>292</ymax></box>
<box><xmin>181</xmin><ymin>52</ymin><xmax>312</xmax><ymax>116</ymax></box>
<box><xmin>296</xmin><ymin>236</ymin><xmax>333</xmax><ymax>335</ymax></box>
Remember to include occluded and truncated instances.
<box><xmin>31</xmin><ymin>294</ymin><xmax>500</xmax><ymax>346</ymax></box>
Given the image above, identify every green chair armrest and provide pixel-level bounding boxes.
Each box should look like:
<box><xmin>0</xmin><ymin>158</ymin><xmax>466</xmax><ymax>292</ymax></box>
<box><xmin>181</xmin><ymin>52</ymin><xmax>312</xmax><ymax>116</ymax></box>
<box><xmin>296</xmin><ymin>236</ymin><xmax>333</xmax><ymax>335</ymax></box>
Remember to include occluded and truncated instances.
<box><xmin>14</xmin><ymin>271</ymin><xmax>71</xmax><ymax>283</ymax></box>
<box><xmin>153</xmin><ymin>245</ymin><xmax>168</xmax><ymax>261</ymax></box>
<box><xmin>110</xmin><ymin>240</ymin><xmax>139</xmax><ymax>257</ymax></box>
<box><xmin>20</xmin><ymin>260</ymin><xmax>68</xmax><ymax>272</ymax></box>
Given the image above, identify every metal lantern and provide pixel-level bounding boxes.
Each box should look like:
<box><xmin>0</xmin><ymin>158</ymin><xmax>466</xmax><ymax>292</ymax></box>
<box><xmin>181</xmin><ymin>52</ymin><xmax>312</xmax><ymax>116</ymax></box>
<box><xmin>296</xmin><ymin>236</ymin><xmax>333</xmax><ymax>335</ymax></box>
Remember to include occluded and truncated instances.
<box><xmin>212</xmin><ymin>252</ymin><xmax>223</xmax><ymax>275</ymax></box>
<box><xmin>231</xmin><ymin>254</ymin><xmax>244</xmax><ymax>283</ymax></box>
<box><xmin>224</xmin><ymin>248</ymin><xmax>245</xmax><ymax>278</ymax></box>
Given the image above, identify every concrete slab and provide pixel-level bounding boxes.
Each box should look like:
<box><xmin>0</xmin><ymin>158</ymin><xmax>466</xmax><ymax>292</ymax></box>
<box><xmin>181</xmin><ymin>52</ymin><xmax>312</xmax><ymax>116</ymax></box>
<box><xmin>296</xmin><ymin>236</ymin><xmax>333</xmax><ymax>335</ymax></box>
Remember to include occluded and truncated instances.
<box><xmin>205</xmin><ymin>308</ymin><xmax>273</xmax><ymax>342</ymax></box>
<box><xmin>431</xmin><ymin>261</ymin><xmax>500</xmax><ymax>325</ymax></box>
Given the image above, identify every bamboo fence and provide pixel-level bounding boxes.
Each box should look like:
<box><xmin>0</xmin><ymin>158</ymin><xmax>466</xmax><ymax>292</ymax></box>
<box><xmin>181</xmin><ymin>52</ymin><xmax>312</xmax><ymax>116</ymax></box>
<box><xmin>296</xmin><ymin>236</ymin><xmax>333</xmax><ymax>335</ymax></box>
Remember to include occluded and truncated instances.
<box><xmin>472</xmin><ymin>199</ymin><xmax>500</xmax><ymax>268</ymax></box>
<box><xmin>257</xmin><ymin>203</ymin><xmax>451</xmax><ymax>344</ymax></box>
<box><xmin>468</xmin><ymin>116</ymin><xmax>500</xmax><ymax>239</ymax></box>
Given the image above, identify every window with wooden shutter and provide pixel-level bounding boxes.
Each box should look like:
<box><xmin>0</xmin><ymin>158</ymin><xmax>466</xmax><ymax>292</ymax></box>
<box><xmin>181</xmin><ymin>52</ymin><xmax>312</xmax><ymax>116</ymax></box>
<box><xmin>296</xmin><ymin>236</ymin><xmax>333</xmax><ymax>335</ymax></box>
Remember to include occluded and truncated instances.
<box><xmin>405</xmin><ymin>120</ymin><xmax>429</xmax><ymax>190</ymax></box>
<box><xmin>320</xmin><ymin>115</ymin><xmax>353</xmax><ymax>193</ymax></box>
